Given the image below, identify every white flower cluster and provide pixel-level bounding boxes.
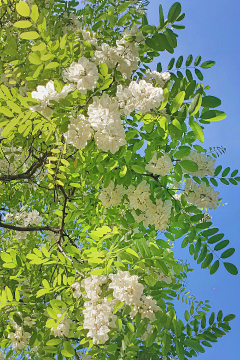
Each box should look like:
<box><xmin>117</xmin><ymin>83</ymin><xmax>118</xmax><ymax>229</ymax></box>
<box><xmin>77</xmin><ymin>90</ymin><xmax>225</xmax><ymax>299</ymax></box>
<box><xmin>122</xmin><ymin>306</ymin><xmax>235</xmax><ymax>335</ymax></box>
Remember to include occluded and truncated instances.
<box><xmin>81</xmin><ymin>275</ymin><xmax>117</xmax><ymax>344</ymax></box>
<box><xmin>99</xmin><ymin>181</ymin><xmax>125</xmax><ymax>207</ymax></box>
<box><xmin>145</xmin><ymin>69</ymin><xmax>171</xmax><ymax>87</ymax></box>
<box><xmin>183</xmin><ymin>150</ymin><xmax>215</xmax><ymax>177</ymax></box>
<box><xmin>62</xmin><ymin>57</ymin><xmax>99</xmax><ymax>94</ymax></box>
<box><xmin>184</xmin><ymin>179</ymin><xmax>220</xmax><ymax>209</ymax></box>
<box><xmin>130</xmin><ymin>295</ymin><xmax>160</xmax><ymax>321</ymax></box>
<box><xmin>64</xmin><ymin>114</ymin><xmax>93</xmax><ymax>150</ymax></box>
<box><xmin>81</xmin><ymin>29</ymin><xmax>99</xmax><ymax>48</ymax></box>
<box><xmin>64</xmin><ymin>93</ymin><xmax>127</xmax><ymax>154</ymax></box>
<box><xmin>145</xmin><ymin>151</ymin><xmax>173</xmax><ymax>176</ymax></box>
<box><xmin>5</xmin><ymin>208</ymin><xmax>43</xmax><ymax>226</ymax></box>
<box><xmin>8</xmin><ymin>314</ymin><xmax>33</xmax><ymax>351</ymax></box>
<box><xmin>51</xmin><ymin>310</ymin><xmax>72</xmax><ymax>337</ymax></box>
<box><xmin>94</xmin><ymin>25</ymin><xmax>143</xmax><ymax>79</ymax></box>
<box><xmin>71</xmin><ymin>282</ymin><xmax>82</xmax><ymax>299</ymax></box>
<box><xmin>116</xmin><ymin>80</ymin><xmax>164</xmax><ymax>115</ymax></box>
<box><xmin>88</xmin><ymin>93</ymin><xmax>126</xmax><ymax>153</ymax></box>
<box><xmin>109</xmin><ymin>270</ymin><xmax>144</xmax><ymax>306</ymax></box>
<box><xmin>31</xmin><ymin>80</ymin><xmax>76</xmax><ymax>117</ymax></box>
<box><xmin>127</xmin><ymin>181</ymin><xmax>172</xmax><ymax>231</ymax></box>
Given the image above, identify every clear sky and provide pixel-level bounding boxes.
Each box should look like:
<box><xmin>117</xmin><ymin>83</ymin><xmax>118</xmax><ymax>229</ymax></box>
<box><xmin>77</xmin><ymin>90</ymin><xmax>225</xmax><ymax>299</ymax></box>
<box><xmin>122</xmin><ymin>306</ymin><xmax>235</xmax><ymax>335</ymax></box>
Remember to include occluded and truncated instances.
<box><xmin>146</xmin><ymin>1</ymin><xmax>239</xmax><ymax>359</ymax></box>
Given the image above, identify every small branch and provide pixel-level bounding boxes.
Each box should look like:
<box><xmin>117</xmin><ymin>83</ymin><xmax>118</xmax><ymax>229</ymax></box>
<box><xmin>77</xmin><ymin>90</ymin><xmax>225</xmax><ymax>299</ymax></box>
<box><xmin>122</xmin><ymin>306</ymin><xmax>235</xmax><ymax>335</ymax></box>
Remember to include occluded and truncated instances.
<box><xmin>0</xmin><ymin>222</ymin><xmax>60</xmax><ymax>233</ymax></box>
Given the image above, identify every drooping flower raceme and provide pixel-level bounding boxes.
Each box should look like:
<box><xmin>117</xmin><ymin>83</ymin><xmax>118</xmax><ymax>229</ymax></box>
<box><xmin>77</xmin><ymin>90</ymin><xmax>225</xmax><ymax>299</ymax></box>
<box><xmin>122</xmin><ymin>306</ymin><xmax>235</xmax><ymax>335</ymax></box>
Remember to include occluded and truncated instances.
<box><xmin>183</xmin><ymin>150</ymin><xmax>216</xmax><ymax>177</ymax></box>
<box><xmin>185</xmin><ymin>179</ymin><xmax>220</xmax><ymax>209</ymax></box>
<box><xmin>31</xmin><ymin>81</ymin><xmax>75</xmax><ymax>116</ymax></box>
<box><xmin>108</xmin><ymin>270</ymin><xmax>144</xmax><ymax>306</ymax></box>
<box><xmin>145</xmin><ymin>151</ymin><xmax>173</xmax><ymax>176</ymax></box>
<box><xmin>62</xmin><ymin>57</ymin><xmax>99</xmax><ymax>94</ymax></box>
<box><xmin>87</xmin><ymin>93</ymin><xmax>127</xmax><ymax>153</ymax></box>
<box><xmin>99</xmin><ymin>181</ymin><xmax>125</xmax><ymax>207</ymax></box>
<box><xmin>145</xmin><ymin>69</ymin><xmax>171</xmax><ymax>87</ymax></box>
<box><xmin>130</xmin><ymin>295</ymin><xmax>160</xmax><ymax>321</ymax></box>
<box><xmin>64</xmin><ymin>114</ymin><xmax>94</xmax><ymax>149</ymax></box>
<box><xmin>51</xmin><ymin>310</ymin><xmax>72</xmax><ymax>337</ymax></box>
<box><xmin>117</xmin><ymin>80</ymin><xmax>164</xmax><ymax>115</ymax></box>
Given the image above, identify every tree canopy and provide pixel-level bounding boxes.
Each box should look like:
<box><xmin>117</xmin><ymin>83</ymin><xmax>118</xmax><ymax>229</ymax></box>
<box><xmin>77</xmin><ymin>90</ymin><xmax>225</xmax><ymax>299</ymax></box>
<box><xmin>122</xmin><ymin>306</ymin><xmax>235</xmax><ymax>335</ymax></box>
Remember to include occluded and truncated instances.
<box><xmin>0</xmin><ymin>0</ymin><xmax>238</xmax><ymax>359</ymax></box>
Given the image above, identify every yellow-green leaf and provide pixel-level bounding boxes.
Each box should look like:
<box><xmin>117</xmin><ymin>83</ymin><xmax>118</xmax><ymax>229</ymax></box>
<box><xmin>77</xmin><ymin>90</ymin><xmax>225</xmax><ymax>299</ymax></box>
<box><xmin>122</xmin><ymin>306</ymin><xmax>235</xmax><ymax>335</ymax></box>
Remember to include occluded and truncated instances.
<box><xmin>14</xmin><ymin>20</ymin><xmax>32</xmax><ymax>28</ymax></box>
<box><xmin>171</xmin><ymin>91</ymin><xmax>185</xmax><ymax>114</ymax></box>
<box><xmin>16</xmin><ymin>1</ymin><xmax>30</xmax><ymax>17</ymax></box>
<box><xmin>189</xmin><ymin>117</ymin><xmax>204</xmax><ymax>143</ymax></box>
<box><xmin>32</xmin><ymin>42</ymin><xmax>46</xmax><ymax>52</ymax></box>
<box><xmin>0</xmin><ymin>107</ymin><xmax>14</xmax><ymax>118</ymax></box>
<box><xmin>1</xmin><ymin>117</ymin><xmax>20</xmax><ymax>137</ymax></box>
<box><xmin>29</xmin><ymin>52</ymin><xmax>42</xmax><ymax>65</ymax></box>
<box><xmin>45</xmin><ymin>62</ymin><xmax>60</xmax><ymax>69</ymax></box>
<box><xmin>20</xmin><ymin>31</ymin><xmax>39</xmax><ymax>40</ymax></box>
<box><xmin>7</xmin><ymin>100</ymin><xmax>21</xmax><ymax>113</ymax></box>
<box><xmin>30</xmin><ymin>4</ymin><xmax>39</xmax><ymax>22</ymax></box>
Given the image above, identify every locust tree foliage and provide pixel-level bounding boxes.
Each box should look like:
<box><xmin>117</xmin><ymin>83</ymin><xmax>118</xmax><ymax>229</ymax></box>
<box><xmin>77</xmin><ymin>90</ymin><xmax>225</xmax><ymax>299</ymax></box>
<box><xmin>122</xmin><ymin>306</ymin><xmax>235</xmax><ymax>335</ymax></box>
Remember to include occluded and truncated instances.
<box><xmin>0</xmin><ymin>0</ymin><xmax>238</xmax><ymax>359</ymax></box>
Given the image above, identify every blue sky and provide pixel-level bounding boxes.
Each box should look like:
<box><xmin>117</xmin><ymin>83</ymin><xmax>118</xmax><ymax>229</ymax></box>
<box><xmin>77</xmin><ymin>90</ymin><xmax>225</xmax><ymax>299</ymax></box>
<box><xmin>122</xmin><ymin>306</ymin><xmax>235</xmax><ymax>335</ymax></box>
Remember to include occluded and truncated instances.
<box><xmin>146</xmin><ymin>1</ymin><xmax>239</xmax><ymax>358</ymax></box>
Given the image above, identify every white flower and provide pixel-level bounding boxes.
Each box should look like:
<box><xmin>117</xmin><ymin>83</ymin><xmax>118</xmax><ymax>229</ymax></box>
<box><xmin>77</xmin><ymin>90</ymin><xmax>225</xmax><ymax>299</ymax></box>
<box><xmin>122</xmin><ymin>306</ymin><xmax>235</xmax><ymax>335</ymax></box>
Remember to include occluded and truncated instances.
<box><xmin>99</xmin><ymin>181</ymin><xmax>125</xmax><ymax>207</ymax></box>
<box><xmin>83</xmin><ymin>297</ymin><xmax>117</xmax><ymax>344</ymax></box>
<box><xmin>185</xmin><ymin>181</ymin><xmax>220</xmax><ymax>210</ymax></box>
<box><xmin>145</xmin><ymin>69</ymin><xmax>170</xmax><ymax>87</ymax></box>
<box><xmin>87</xmin><ymin>93</ymin><xmax>121</xmax><ymax>131</ymax></box>
<box><xmin>81</xmin><ymin>29</ymin><xmax>98</xmax><ymax>48</ymax></box>
<box><xmin>64</xmin><ymin>114</ymin><xmax>94</xmax><ymax>149</ymax></box>
<box><xmin>145</xmin><ymin>151</ymin><xmax>173</xmax><ymax>176</ymax></box>
<box><xmin>81</xmin><ymin>275</ymin><xmax>107</xmax><ymax>302</ymax></box>
<box><xmin>62</xmin><ymin>57</ymin><xmax>99</xmax><ymax>94</ymax></box>
<box><xmin>8</xmin><ymin>327</ymin><xmax>31</xmax><ymax>350</ymax></box>
<box><xmin>51</xmin><ymin>310</ymin><xmax>72</xmax><ymax>337</ymax></box>
<box><xmin>94</xmin><ymin>43</ymin><xmax>119</xmax><ymax>68</ymax></box>
<box><xmin>71</xmin><ymin>282</ymin><xmax>82</xmax><ymax>298</ymax></box>
<box><xmin>30</xmin><ymin>80</ymin><xmax>63</xmax><ymax>116</ymax></box>
<box><xmin>183</xmin><ymin>150</ymin><xmax>215</xmax><ymax>177</ymax></box>
<box><xmin>126</xmin><ymin>180</ymin><xmax>151</xmax><ymax>212</ymax></box>
<box><xmin>117</xmin><ymin>80</ymin><xmax>164</xmax><ymax>115</ymax></box>
<box><xmin>108</xmin><ymin>270</ymin><xmax>144</xmax><ymax>306</ymax></box>
<box><xmin>157</xmin><ymin>273</ymin><xmax>172</xmax><ymax>284</ymax></box>
<box><xmin>130</xmin><ymin>295</ymin><xmax>160</xmax><ymax>321</ymax></box>
<box><xmin>94</xmin><ymin>125</ymin><xmax>126</xmax><ymax>154</ymax></box>
<box><xmin>0</xmin><ymin>353</ymin><xmax>6</xmax><ymax>360</ymax></box>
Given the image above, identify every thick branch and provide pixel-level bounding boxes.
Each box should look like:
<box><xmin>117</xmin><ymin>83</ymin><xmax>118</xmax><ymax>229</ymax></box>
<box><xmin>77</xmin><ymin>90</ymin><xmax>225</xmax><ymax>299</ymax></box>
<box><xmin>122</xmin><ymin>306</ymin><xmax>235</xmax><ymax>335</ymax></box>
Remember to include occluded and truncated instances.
<box><xmin>0</xmin><ymin>222</ymin><xmax>60</xmax><ymax>233</ymax></box>
<box><xmin>0</xmin><ymin>151</ymin><xmax>51</xmax><ymax>182</ymax></box>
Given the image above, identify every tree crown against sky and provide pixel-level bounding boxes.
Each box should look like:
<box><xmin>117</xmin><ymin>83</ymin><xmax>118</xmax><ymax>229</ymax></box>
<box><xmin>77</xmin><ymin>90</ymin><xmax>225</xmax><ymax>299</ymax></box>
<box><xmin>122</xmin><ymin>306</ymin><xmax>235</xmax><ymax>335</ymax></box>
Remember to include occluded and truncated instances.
<box><xmin>0</xmin><ymin>0</ymin><xmax>238</xmax><ymax>359</ymax></box>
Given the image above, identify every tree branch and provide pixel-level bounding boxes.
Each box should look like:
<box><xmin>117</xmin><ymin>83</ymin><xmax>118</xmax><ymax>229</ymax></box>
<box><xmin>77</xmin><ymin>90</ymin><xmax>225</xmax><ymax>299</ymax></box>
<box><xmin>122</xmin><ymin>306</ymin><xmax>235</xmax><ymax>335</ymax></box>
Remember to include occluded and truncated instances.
<box><xmin>0</xmin><ymin>222</ymin><xmax>60</xmax><ymax>233</ymax></box>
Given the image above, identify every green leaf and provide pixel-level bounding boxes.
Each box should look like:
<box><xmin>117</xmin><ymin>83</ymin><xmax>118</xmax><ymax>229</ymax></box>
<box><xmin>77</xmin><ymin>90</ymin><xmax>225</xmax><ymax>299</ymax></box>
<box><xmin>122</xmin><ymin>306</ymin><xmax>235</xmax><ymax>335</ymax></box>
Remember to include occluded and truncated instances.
<box><xmin>220</xmin><ymin>178</ymin><xmax>229</xmax><ymax>185</ymax></box>
<box><xmin>194</xmin><ymin>55</ymin><xmax>202</xmax><ymax>66</ymax></box>
<box><xmin>171</xmin><ymin>91</ymin><xmax>185</xmax><ymax>113</ymax></box>
<box><xmin>99</xmin><ymin>63</ymin><xmax>108</xmax><ymax>77</ymax></box>
<box><xmin>127</xmin><ymin>322</ymin><xmax>134</xmax><ymax>332</ymax></box>
<box><xmin>174</xmin><ymin>162</ymin><xmax>183</xmax><ymax>181</ymax></box>
<box><xmin>47</xmin><ymin>339</ymin><xmax>61</xmax><ymax>346</ymax></box>
<box><xmin>184</xmin><ymin>310</ymin><xmax>189</xmax><ymax>321</ymax></box>
<box><xmin>168</xmin><ymin>2</ymin><xmax>181</xmax><ymax>23</ymax></box>
<box><xmin>201</xmin><ymin>60</ymin><xmax>216</xmax><ymax>69</ymax></box>
<box><xmin>188</xmin><ymin>94</ymin><xmax>202</xmax><ymax>116</ymax></box>
<box><xmin>16</xmin><ymin>1</ymin><xmax>30</xmax><ymax>16</ymax></box>
<box><xmin>195</xmin><ymin>68</ymin><xmax>203</xmax><ymax>80</ymax></box>
<box><xmin>180</xmin><ymin>160</ymin><xmax>198</xmax><ymax>172</ymax></box>
<box><xmin>201</xmin><ymin>253</ymin><xmax>213</xmax><ymax>269</ymax></box>
<box><xmin>176</xmin><ymin>55</ymin><xmax>183</xmax><ymax>68</ymax></box>
<box><xmin>210</xmin><ymin>260</ymin><xmax>219</xmax><ymax>274</ymax></box>
<box><xmin>159</xmin><ymin>4</ymin><xmax>164</xmax><ymax>28</ymax></box>
<box><xmin>118</xmin><ymin>2</ymin><xmax>130</xmax><ymax>13</ymax></box>
<box><xmin>207</xmin><ymin>233</ymin><xmax>224</xmax><ymax>244</ymax></box>
<box><xmin>174</xmin><ymin>148</ymin><xmax>191</xmax><ymax>158</ymax></box>
<box><xmin>214</xmin><ymin>240</ymin><xmax>229</xmax><ymax>251</ymax></box>
<box><xmin>230</xmin><ymin>169</ymin><xmax>238</xmax><ymax>177</ymax></box>
<box><xmin>132</xmin><ymin>164</ymin><xmax>145</xmax><ymax>174</ymax></box>
<box><xmin>62</xmin><ymin>341</ymin><xmax>75</xmax><ymax>357</ymax></box>
<box><xmin>223</xmin><ymin>262</ymin><xmax>238</xmax><ymax>275</ymax></box>
<box><xmin>1</xmin><ymin>117</ymin><xmax>19</xmax><ymax>137</ymax></box>
<box><xmin>222</xmin><ymin>167</ymin><xmax>230</xmax><ymax>177</ymax></box>
<box><xmin>168</xmin><ymin>58</ymin><xmax>175</xmax><ymax>70</ymax></box>
<box><xmin>214</xmin><ymin>165</ymin><xmax>222</xmax><ymax>176</ymax></box>
<box><xmin>100</xmin><ymin>78</ymin><xmax>113</xmax><ymax>90</ymax></box>
<box><xmin>210</xmin><ymin>178</ymin><xmax>218</xmax><ymax>186</ymax></box>
<box><xmin>223</xmin><ymin>314</ymin><xmax>236</xmax><ymax>322</ymax></box>
<box><xmin>14</xmin><ymin>20</ymin><xmax>32</xmax><ymax>28</ymax></box>
<box><xmin>144</xmin><ymin>276</ymin><xmax>157</xmax><ymax>286</ymax></box>
<box><xmin>20</xmin><ymin>31</ymin><xmax>40</xmax><ymax>40</ymax></box>
<box><xmin>202</xmin><ymin>96</ymin><xmax>221</xmax><ymax>108</ymax></box>
<box><xmin>186</xmin><ymin>54</ymin><xmax>193</xmax><ymax>66</ymax></box>
<box><xmin>184</xmin><ymin>339</ymin><xmax>205</xmax><ymax>353</ymax></box>
<box><xmin>221</xmin><ymin>248</ymin><xmax>235</xmax><ymax>259</ymax></box>
<box><xmin>200</xmin><ymin>110</ymin><xmax>227</xmax><ymax>122</ymax></box>
<box><xmin>0</xmin><ymin>107</ymin><xmax>14</xmax><ymax>118</ymax></box>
